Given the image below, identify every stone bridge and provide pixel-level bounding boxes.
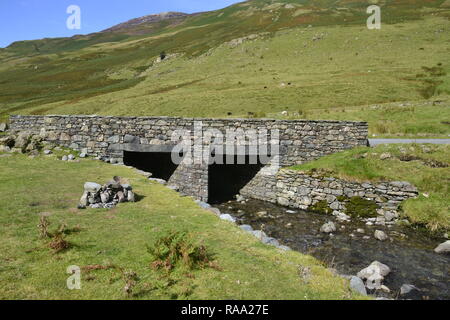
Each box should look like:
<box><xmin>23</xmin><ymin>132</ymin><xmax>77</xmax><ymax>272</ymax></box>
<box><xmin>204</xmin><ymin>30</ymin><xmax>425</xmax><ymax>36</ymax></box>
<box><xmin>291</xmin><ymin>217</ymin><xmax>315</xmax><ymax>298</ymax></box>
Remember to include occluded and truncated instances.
<box><xmin>9</xmin><ymin>115</ymin><xmax>368</xmax><ymax>202</ymax></box>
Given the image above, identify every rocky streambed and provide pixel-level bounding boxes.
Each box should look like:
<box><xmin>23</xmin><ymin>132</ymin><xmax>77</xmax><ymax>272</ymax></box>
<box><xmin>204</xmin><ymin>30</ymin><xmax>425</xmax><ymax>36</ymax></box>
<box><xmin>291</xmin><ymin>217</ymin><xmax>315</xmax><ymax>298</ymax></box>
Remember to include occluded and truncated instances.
<box><xmin>216</xmin><ymin>199</ymin><xmax>450</xmax><ymax>300</ymax></box>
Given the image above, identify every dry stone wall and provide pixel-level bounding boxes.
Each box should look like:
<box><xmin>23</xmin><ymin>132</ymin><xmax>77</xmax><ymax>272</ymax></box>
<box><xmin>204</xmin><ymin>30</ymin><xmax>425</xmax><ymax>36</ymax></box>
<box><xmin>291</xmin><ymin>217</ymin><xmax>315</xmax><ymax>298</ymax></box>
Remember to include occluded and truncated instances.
<box><xmin>240</xmin><ymin>169</ymin><xmax>419</xmax><ymax>220</ymax></box>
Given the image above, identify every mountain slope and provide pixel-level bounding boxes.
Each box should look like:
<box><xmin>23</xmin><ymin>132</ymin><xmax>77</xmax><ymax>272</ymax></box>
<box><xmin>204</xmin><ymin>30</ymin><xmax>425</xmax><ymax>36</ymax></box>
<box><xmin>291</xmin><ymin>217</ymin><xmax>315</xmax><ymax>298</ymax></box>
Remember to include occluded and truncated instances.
<box><xmin>0</xmin><ymin>0</ymin><xmax>449</xmax><ymax>137</ymax></box>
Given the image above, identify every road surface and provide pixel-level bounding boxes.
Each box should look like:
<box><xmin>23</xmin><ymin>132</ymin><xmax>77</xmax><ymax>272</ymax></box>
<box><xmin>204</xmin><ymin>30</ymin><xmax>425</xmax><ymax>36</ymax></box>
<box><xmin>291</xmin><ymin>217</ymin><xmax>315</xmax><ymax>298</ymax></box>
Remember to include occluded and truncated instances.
<box><xmin>369</xmin><ymin>139</ymin><xmax>450</xmax><ymax>147</ymax></box>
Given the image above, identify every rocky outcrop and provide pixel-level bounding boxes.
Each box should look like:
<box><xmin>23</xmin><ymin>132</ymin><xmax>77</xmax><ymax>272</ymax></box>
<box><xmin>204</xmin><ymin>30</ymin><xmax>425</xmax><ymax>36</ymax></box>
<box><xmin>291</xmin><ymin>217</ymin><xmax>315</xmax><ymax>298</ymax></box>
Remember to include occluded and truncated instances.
<box><xmin>0</xmin><ymin>131</ymin><xmax>43</xmax><ymax>154</ymax></box>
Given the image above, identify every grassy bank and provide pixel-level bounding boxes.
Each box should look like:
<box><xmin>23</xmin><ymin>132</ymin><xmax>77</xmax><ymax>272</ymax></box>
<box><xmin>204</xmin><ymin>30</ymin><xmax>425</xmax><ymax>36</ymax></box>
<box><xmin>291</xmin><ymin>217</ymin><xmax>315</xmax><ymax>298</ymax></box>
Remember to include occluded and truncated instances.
<box><xmin>0</xmin><ymin>153</ymin><xmax>361</xmax><ymax>300</ymax></box>
<box><xmin>291</xmin><ymin>144</ymin><xmax>450</xmax><ymax>233</ymax></box>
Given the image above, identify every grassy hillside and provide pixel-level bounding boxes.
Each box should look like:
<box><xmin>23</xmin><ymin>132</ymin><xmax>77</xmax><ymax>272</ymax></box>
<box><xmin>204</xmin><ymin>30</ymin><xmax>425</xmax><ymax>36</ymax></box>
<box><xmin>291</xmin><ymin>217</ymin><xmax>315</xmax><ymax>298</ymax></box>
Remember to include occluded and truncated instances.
<box><xmin>0</xmin><ymin>153</ymin><xmax>362</xmax><ymax>300</ymax></box>
<box><xmin>0</xmin><ymin>0</ymin><xmax>449</xmax><ymax>137</ymax></box>
<box><xmin>291</xmin><ymin>144</ymin><xmax>450</xmax><ymax>233</ymax></box>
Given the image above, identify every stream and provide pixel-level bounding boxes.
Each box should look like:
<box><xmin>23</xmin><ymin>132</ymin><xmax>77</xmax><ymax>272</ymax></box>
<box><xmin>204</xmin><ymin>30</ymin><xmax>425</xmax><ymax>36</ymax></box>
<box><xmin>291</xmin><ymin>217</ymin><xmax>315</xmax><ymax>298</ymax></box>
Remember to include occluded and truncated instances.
<box><xmin>216</xmin><ymin>199</ymin><xmax>450</xmax><ymax>300</ymax></box>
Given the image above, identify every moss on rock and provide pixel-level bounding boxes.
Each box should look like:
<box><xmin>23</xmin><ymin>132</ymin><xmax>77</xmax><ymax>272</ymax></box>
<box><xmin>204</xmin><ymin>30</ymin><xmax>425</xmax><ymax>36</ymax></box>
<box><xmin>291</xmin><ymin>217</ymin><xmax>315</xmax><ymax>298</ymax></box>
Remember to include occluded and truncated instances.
<box><xmin>341</xmin><ymin>196</ymin><xmax>378</xmax><ymax>218</ymax></box>
<box><xmin>310</xmin><ymin>200</ymin><xmax>333</xmax><ymax>215</ymax></box>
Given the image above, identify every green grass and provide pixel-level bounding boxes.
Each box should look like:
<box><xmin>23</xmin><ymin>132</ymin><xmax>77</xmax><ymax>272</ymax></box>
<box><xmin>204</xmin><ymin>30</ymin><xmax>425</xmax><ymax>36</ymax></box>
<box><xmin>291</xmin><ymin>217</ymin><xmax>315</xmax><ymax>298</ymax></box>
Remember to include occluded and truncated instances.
<box><xmin>290</xmin><ymin>144</ymin><xmax>450</xmax><ymax>233</ymax></box>
<box><xmin>0</xmin><ymin>153</ymin><xmax>362</xmax><ymax>300</ymax></box>
<box><xmin>0</xmin><ymin>1</ymin><xmax>449</xmax><ymax>137</ymax></box>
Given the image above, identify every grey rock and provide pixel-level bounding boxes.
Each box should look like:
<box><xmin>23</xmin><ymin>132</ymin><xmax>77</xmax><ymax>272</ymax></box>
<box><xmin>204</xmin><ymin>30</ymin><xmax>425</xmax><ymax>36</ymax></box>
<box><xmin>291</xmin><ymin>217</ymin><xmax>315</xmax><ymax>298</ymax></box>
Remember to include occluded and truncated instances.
<box><xmin>14</xmin><ymin>132</ymin><xmax>31</xmax><ymax>149</ymax></box>
<box><xmin>298</xmin><ymin>186</ymin><xmax>311</xmax><ymax>196</ymax></box>
<box><xmin>333</xmin><ymin>210</ymin><xmax>350</xmax><ymax>222</ymax></box>
<box><xmin>69</xmin><ymin>143</ymin><xmax>79</xmax><ymax>150</ymax></box>
<box><xmin>384</xmin><ymin>211</ymin><xmax>397</xmax><ymax>222</ymax></box>
<box><xmin>329</xmin><ymin>201</ymin><xmax>340</xmax><ymax>210</ymax></box>
<box><xmin>400</xmin><ymin>284</ymin><xmax>419</xmax><ymax>295</ymax></box>
<box><xmin>121</xmin><ymin>184</ymin><xmax>133</xmax><ymax>190</ymax></box>
<box><xmin>196</xmin><ymin>200</ymin><xmax>211</xmax><ymax>209</ymax></box>
<box><xmin>256</xmin><ymin>211</ymin><xmax>268</xmax><ymax>217</ymax></box>
<box><xmin>434</xmin><ymin>240</ymin><xmax>450</xmax><ymax>254</ymax></box>
<box><xmin>167</xmin><ymin>185</ymin><xmax>179</xmax><ymax>191</ymax></box>
<box><xmin>149</xmin><ymin>178</ymin><xmax>167</xmax><ymax>185</ymax></box>
<box><xmin>107</xmin><ymin>178</ymin><xmax>122</xmax><ymax>190</ymax></box>
<box><xmin>208</xmin><ymin>207</ymin><xmax>221</xmax><ymax>216</ymax></box>
<box><xmin>277</xmin><ymin>245</ymin><xmax>291</xmax><ymax>251</ymax></box>
<box><xmin>380</xmin><ymin>152</ymin><xmax>391</xmax><ymax>160</ymax></box>
<box><xmin>220</xmin><ymin>214</ymin><xmax>236</xmax><ymax>223</ymax></box>
<box><xmin>0</xmin><ymin>145</ymin><xmax>11</xmax><ymax>153</ymax></box>
<box><xmin>357</xmin><ymin>261</ymin><xmax>391</xmax><ymax>280</ymax></box>
<box><xmin>61</xmin><ymin>155</ymin><xmax>68</xmax><ymax>161</ymax></box>
<box><xmin>67</xmin><ymin>154</ymin><xmax>75</xmax><ymax>161</ymax></box>
<box><xmin>84</xmin><ymin>182</ymin><xmax>102</xmax><ymax>193</ymax></box>
<box><xmin>320</xmin><ymin>221</ymin><xmax>336</xmax><ymax>233</ymax></box>
<box><xmin>107</xmin><ymin>135</ymin><xmax>120</xmax><ymax>143</ymax></box>
<box><xmin>380</xmin><ymin>285</ymin><xmax>391</xmax><ymax>293</ymax></box>
<box><xmin>252</xmin><ymin>230</ymin><xmax>267</xmax><ymax>241</ymax></box>
<box><xmin>240</xmin><ymin>224</ymin><xmax>253</xmax><ymax>232</ymax></box>
<box><xmin>0</xmin><ymin>123</ymin><xmax>7</xmax><ymax>132</ymax></box>
<box><xmin>277</xmin><ymin>196</ymin><xmax>289</xmax><ymax>206</ymax></box>
<box><xmin>79</xmin><ymin>152</ymin><xmax>87</xmax><ymax>158</ymax></box>
<box><xmin>390</xmin><ymin>181</ymin><xmax>406</xmax><ymax>188</ymax></box>
<box><xmin>350</xmin><ymin>276</ymin><xmax>367</xmax><ymax>296</ymax></box>
<box><xmin>100</xmin><ymin>192</ymin><xmax>110</xmax><ymax>204</ymax></box>
<box><xmin>43</xmin><ymin>149</ymin><xmax>52</xmax><ymax>155</ymax></box>
<box><xmin>262</xmin><ymin>237</ymin><xmax>280</xmax><ymax>247</ymax></box>
<box><xmin>124</xmin><ymin>134</ymin><xmax>139</xmax><ymax>144</ymax></box>
<box><xmin>127</xmin><ymin>191</ymin><xmax>135</xmax><ymax>202</ymax></box>
<box><xmin>116</xmin><ymin>191</ymin><xmax>126</xmax><ymax>203</ymax></box>
<box><xmin>79</xmin><ymin>191</ymin><xmax>89</xmax><ymax>207</ymax></box>
<box><xmin>366</xmin><ymin>273</ymin><xmax>385</xmax><ymax>290</ymax></box>
<box><xmin>374</xmin><ymin>230</ymin><xmax>388</xmax><ymax>241</ymax></box>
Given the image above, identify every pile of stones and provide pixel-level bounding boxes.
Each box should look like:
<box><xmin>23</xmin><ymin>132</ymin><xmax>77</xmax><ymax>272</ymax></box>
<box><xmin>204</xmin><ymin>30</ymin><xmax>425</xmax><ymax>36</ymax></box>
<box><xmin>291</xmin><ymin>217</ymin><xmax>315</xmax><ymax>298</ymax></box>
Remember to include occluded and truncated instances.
<box><xmin>79</xmin><ymin>176</ymin><xmax>135</xmax><ymax>209</ymax></box>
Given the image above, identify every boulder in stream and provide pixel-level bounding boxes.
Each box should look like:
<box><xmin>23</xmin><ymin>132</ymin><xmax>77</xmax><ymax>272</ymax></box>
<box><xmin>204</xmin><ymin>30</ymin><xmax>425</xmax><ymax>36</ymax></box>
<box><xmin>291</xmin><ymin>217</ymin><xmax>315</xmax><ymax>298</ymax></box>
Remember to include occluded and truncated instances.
<box><xmin>320</xmin><ymin>221</ymin><xmax>336</xmax><ymax>233</ymax></box>
<box><xmin>400</xmin><ymin>284</ymin><xmax>419</xmax><ymax>295</ymax></box>
<box><xmin>434</xmin><ymin>240</ymin><xmax>450</xmax><ymax>254</ymax></box>
<box><xmin>374</xmin><ymin>230</ymin><xmax>388</xmax><ymax>241</ymax></box>
<box><xmin>357</xmin><ymin>261</ymin><xmax>391</xmax><ymax>290</ymax></box>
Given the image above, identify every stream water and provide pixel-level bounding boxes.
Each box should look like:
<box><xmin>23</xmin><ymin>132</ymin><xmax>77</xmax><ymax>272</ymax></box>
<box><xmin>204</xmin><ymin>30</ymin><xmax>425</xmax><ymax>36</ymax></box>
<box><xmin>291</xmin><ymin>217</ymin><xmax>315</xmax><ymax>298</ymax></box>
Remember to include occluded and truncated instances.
<box><xmin>216</xmin><ymin>199</ymin><xmax>450</xmax><ymax>300</ymax></box>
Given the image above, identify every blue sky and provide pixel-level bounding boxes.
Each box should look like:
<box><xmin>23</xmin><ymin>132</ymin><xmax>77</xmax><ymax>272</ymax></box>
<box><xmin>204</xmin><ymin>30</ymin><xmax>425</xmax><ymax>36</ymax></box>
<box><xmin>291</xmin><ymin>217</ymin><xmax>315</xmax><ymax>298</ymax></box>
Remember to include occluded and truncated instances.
<box><xmin>0</xmin><ymin>0</ymin><xmax>240</xmax><ymax>48</ymax></box>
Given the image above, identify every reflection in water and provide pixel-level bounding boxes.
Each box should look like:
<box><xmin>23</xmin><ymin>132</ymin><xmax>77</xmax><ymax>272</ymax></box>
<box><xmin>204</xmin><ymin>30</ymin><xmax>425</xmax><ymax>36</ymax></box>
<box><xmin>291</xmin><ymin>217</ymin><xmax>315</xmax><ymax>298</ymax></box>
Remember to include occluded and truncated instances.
<box><xmin>216</xmin><ymin>199</ymin><xmax>450</xmax><ymax>300</ymax></box>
